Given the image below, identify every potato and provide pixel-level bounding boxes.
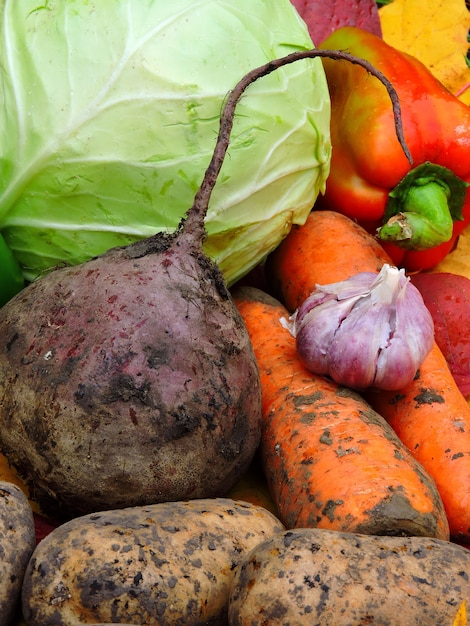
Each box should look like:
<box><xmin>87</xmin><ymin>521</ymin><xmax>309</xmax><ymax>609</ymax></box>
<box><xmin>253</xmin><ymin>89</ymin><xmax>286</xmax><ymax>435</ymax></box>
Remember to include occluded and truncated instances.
<box><xmin>22</xmin><ymin>497</ymin><xmax>285</xmax><ymax>625</ymax></box>
<box><xmin>0</xmin><ymin>481</ymin><xmax>36</xmax><ymax>626</ymax></box>
<box><xmin>228</xmin><ymin>528</ymin><xmax>470</xmax><ymax>625</ymax></box>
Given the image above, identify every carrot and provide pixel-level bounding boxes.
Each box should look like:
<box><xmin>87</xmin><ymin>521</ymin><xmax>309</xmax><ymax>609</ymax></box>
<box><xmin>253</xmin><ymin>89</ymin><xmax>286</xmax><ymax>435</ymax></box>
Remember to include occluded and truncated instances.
<box><xmin>266</xmin><ymin>210</ymin><xmax>392</xmax><ymax>311</ymax></box>
<box><xmin>364</xmin><ymin>342</ymin><xmax>470</xmax><ymax>544</ymax></box>
<box><xmin>232</xmin><ymin>285</ymin><xmax>449</xmax><ymax>539</ymax></box>
<box><xmin>265</xmin><ymin>209</ymin><xmax>470</xmax><ymax>542</ymax></box>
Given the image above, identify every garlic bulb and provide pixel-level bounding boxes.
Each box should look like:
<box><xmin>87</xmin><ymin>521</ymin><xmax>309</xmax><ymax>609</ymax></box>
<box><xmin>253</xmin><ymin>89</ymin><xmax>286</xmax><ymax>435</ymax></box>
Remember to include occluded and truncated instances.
<box><xmin>285</xmin><ymin>264</ymin><xmax>434</xmax><ymax>390</ymax></box>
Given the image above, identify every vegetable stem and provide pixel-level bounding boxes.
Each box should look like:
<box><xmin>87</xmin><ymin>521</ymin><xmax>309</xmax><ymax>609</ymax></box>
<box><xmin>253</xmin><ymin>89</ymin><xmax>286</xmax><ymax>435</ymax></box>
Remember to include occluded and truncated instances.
<box><xmin>378</xmin><ymin>183</ymin><xmax>454</xmax><ymax>249</ymax></box>
<box><xmin>184</xmin><ymin>49</ymin><xmax>413</xmax><ymax>245</ymax></box>
<box><xmin>379</xmin><ymin>161</ymin><xmax>469</xmax><ymax>250</ymax></box>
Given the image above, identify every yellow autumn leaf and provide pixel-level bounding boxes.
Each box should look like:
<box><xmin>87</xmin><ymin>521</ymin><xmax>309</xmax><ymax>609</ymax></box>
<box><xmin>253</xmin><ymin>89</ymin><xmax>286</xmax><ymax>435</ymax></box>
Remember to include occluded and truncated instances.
<box><xmin>453</xmin><ymin>600</ymin><xmax>467</xmax><ymax>626</ymax></box>
<box><xmin>432</xmin><ymin>226</ymin><xmax>470</xmax><ymax>279</ymax></box>
<box><xmin>380</xmin><ymin>0</ymin><xmax>470</xmax><ymax>104</ymax></box>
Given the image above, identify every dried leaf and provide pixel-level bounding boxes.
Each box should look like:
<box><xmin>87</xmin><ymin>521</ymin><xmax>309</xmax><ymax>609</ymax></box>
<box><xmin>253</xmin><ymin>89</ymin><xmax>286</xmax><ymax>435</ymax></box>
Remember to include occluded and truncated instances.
<box><xmin>453</xmin><ymin>600</ymin><xmax>467</xmax><ymax>626</ymax></box>
<box><xmin>432</xmin><ymin>228</ymin><xmax>470</xmax><ymax>279</ymax></box>
<box><xmin>290</xmin><ymin>0</ymin><xmax>381</xmax><ymax>45</ymax></box>
<box><xmin>379</xmin><ymin>0</ymin><xmax>470</xmax><ymax>104</ymax></box>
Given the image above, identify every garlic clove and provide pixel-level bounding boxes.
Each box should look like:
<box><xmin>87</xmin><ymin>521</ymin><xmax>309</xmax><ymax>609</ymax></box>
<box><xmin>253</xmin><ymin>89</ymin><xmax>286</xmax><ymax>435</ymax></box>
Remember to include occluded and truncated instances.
<box><xmin>374</xmin><ymin>283</ymin><xmax>435</xmax><ymax>389</ymax></box>
<box><xmin>292</xmin><ymin>264</ymin><xmax>434</xmax><ymax>390</ymax></box>
<box><xmin>326</xmin><ymin>286</ymin><xmax>400</xmax><ymax>389</ymax></box>
<box><xmin>294</xmin><ymin>295</ymin><xmax>362</xmax><ymax>375</ymax></box>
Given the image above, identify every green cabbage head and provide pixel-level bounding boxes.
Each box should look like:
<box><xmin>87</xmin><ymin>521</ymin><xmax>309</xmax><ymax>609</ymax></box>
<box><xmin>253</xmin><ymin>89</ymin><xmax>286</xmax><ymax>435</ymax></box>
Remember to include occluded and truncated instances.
<box><xmin>0</xmin><ymin>0</ymin><xmax>331</xmax><ymax>286</ymax></box>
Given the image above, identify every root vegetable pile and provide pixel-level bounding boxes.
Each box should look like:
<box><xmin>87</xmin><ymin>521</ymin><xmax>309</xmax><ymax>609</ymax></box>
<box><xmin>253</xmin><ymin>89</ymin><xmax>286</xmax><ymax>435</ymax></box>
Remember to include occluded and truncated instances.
<box><xmin>1</xmin><ymin>36</ymin><xmax>469</xmax><ymax>626</ymax></box>
<box><xmin>265</xmin><ymin>209</ymin><xmax>470</xmax><ymax>544</ymax></box>
<box><xmin>0</xmin><ymin>48</ymin><xmax>409</xmax><ymax>520</ymax></box>
<box><xmin>233</xmin><ymin>285</ymin><xmax>449</xmax><ymax>540</ymax></box>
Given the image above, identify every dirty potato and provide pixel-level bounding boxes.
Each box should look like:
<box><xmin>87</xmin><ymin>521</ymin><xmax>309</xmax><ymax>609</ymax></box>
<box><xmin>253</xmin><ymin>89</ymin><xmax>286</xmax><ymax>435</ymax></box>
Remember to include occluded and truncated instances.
<box><xmin>228</xmin><ymin>527</ymin><xmax>470</xmax><ymax>625</ymax></box>
<box><xmin>22</xmin><ymin>498</ymin><xmax>284</xmax><ymax>625</ymax></box>
<box><xmin>0</xmin><ymin>481</ymin><xmax>36</xmax><ymax>626</ymax></box>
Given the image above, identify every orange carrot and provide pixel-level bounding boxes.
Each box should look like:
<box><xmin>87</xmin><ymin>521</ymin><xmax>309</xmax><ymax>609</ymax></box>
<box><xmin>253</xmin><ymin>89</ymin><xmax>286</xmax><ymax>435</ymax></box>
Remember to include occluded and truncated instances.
<box><xmin>365</xmin><ymin>342</ymin><xmax>470</xmax><ymax>544</ymax></box>
<box><xmin>265</xmin><ymin>209</ymin><xmax>470</xmax><ymax>542</ymax></box>
<box><xmin>266</xmin><ymin>210</ymin><xmax>392</xmax><ymax>311</ymax></box>
<box><xmin>232</xmin><ymin>285</ymin><xmax>449</xmax><ymax>539</ymax></box>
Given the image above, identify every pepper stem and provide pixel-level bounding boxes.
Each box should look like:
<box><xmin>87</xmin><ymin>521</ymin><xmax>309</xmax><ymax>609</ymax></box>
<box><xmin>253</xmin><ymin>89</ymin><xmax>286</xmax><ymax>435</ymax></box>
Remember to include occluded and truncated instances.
<box><xmin>377</xmin><ymin>162</ymin><xmax>469</xmax><ymax>250</ymax></box>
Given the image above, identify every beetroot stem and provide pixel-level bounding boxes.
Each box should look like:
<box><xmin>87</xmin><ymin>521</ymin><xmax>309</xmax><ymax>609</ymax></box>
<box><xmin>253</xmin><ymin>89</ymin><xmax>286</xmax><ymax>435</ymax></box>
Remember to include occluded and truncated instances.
<box><xmin>183</xmin><ymin>49</ymin><xmax>413</xmax><ymax>245</ymax></box>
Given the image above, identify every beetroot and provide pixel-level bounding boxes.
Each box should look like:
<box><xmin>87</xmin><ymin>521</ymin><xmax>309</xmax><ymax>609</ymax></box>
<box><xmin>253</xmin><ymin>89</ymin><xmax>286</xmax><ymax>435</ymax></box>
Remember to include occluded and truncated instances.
<box><xmin>0</xmin><ymin>73</ymin><xmax>266</xmax><ymax>521</ymax></box>
<box><xmin>0</xmin><ymin>222</ymin><xmax>263</xmax><ymax>519</ymax></box>
<box><xmin>0</xmin><ymin>49</ymin><xmax>408</xmax><ymax>519</ymax></box>
<box><xmin>410</xmin><ymin>272</ymin><xmax>470</xmax><ymax>398</ymax></box>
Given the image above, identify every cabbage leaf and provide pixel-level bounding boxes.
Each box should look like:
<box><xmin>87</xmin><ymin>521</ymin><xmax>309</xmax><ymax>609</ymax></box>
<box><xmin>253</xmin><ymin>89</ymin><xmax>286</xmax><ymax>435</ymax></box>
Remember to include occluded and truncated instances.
<box><xmin>0</xmin><ymin>0</ymin><xmax>331</xmax><ymax>285</ymax></box>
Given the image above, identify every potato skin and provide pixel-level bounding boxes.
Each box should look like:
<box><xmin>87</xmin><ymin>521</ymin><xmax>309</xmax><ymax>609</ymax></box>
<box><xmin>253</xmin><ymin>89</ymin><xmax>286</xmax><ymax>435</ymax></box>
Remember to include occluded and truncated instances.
<box><xmin>0</xmin><ymin>481</ymin><xmax>36</xmax><ymax>626</ymax></box>
<box><xmin>22</xmin><ymin>498</ymin><xmax>284</xmax><ymax>626</ymax></box>
<box><xmin>228</xmin><ymin>528</ymin><xmax>470</xmax><ymax>626</ymax></box>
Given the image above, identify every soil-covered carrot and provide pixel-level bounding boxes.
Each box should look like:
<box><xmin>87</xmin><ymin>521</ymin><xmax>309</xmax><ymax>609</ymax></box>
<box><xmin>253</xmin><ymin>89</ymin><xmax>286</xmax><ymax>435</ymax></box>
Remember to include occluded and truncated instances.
<box><xmin>232</xmin><ymin>285</ymin><xmax>449</xmax><ymax>539</ymax></box>
<box><xmin>265</xmin><ymin>209</ymin><xmax>470</xmax><ymax>542</ymax></box>
<box><xmin>365</xmin><ymin>342</ymin><xmax>470</xmax><ymax>544</ymax></box>
<box><xmin>266</xmin><ymin>210</ymin><xmax>392</xmax><ymax>311</ymax></box>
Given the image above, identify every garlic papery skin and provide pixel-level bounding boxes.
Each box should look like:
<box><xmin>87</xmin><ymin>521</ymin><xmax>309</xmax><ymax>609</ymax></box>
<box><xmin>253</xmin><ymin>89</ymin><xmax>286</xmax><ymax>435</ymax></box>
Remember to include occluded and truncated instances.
<box><xmin>289</xmin><ymin>264</ymin><xmax>435</xmax><ymax>390</ymax></box>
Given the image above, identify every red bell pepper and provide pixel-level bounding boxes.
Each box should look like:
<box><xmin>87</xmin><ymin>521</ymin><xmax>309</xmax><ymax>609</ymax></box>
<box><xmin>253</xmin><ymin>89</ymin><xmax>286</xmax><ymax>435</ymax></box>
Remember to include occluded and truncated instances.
<box><xmin>317</xmin><ymin>26</ymin><xmax>470</xmax><ymax>272</ymax></box>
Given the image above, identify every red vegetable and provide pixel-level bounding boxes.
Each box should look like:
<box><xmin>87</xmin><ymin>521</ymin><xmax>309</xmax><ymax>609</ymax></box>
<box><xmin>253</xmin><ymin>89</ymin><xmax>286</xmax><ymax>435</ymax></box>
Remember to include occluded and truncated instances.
<box><xmin>289</xmin><ymin>0</ymin><xmax>381</xmax><ymax>45</ymax></box>
<box><xmin>33</xmin><ymin>513</ymin><xmax>60</xmax><ymax>545</ymax></box>
<box><xmin>317</xmin><ymin>27</ymin><xmax>470</xmax><ymax>272</ymax></box>
<box><xmin>410</xmin><ymin>272</ymin><xmax>470</xmax><ymax>398</ymax></box>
